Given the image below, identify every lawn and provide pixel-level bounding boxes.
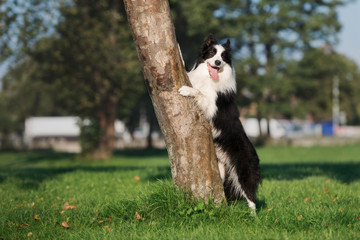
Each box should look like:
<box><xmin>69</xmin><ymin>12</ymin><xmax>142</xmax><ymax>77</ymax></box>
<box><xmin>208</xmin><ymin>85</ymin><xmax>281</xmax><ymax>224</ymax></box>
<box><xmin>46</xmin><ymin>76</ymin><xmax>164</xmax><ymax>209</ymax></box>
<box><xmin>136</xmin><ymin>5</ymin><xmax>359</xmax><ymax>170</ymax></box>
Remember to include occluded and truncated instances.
<box><xmin>0</xmin><ymin>145</ymin><xmax>359</xmax><ymax>239</ymax></box>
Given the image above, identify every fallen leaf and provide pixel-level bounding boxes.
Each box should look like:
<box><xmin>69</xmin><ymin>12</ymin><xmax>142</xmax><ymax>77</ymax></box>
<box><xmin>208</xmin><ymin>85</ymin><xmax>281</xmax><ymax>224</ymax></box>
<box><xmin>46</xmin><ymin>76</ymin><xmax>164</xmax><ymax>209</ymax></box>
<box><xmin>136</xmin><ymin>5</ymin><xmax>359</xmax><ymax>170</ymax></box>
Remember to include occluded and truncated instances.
<box><xmin>297</xmin><ymin>215</ymin><xmax>303</xmax><ymax>221</ymax></box>
<box><xmin>57</xmin><ymin>196</ymin><xmax>61</xmax><ymax>200</ymax></box>
<box><xmin>134</xmin><ymin>176</ymin><xmax>140</xmax><ymax>181</ymax></box>
<box><xmin>64</xmin><ymin>202</ymin><xmax>77</xmax><ymax>210</ymax></box>
<box><xmin>103</xmin><ymin>225</ymin><xmax>111</xmax><ymax>231</ymax></box>
<box><xmin>27</xmin><ymin>232</ymin><xmax>33</xmax><ymax>239</ymax></box>
<box><xmin>60</xmin><ymin>210</ymin><xmax>65</xmax><ymax>214</ymax></box>
<box><xmin>304</xmin><ymin>197</ymin><xmax>311</xmax><ymax>203</ymax></box>
<box><xmin>34</xmin><ymin>214</ymin><xmax>40</xmax><ymax>221</ymax></box>
<box><xmin>17</xmin><ymin>222</ymin><xmax>30</xmax><ymax>230</ymax></box>
<box><xmin>98</xmin><ymin>220</ymin><xmax>104</xmax><ymax>224</ymax></box>
<box><xmin>61</xmin><ymin>221</ymin><xmax>71</xmax><ymax>228</ymax></box>
<box><xmin>266</xmin><ymin>208</ymin><xmax>272</xmax><ymax>212</ymax></box>
<box><xmin>275</xmin><ymin>219</ymin><xmax>278</xmax><ymax>223</ymax></box>
<box><xmin>39</xmin><ymin>197</ymin><xmax>44</xmax><ymax>201</ymax></box>
<box><xmin>135</xmin><ymin>211</ymin><xmax>145</xmax><ymax>221</ymax></box>
<box><xmin>357</xmin><ymin>216</ymin><xmax>360</xmax><ymax>220</ymax></box>
<box><xmin>109</xmin><ymin>217</ymin><xmax>112</xmax><ymax>223</ymax></box>
<box><xmin>324</xmin><ymin>188</ymin><xmax>333</xmax><ymax>199</ymax></box>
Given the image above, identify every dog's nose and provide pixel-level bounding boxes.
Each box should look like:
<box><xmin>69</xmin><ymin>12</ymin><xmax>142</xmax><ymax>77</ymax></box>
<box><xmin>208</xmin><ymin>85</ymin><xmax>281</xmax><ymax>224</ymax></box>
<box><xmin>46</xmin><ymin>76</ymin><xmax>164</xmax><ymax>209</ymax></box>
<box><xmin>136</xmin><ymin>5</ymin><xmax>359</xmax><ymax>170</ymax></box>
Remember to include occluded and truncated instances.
<box><xmin>215</xmin><ymin>60</ymin><xmax>221</xmax><ymax>66</ymax></box>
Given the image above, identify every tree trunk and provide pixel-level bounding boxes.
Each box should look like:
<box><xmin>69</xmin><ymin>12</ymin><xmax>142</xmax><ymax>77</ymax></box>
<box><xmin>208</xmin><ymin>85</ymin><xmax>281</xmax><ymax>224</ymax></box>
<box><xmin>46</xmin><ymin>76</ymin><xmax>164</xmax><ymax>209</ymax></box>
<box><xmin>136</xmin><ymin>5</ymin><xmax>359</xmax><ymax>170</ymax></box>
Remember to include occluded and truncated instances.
<box><xmin>123</xmin><ymin>0</ymin><xmax>225</xmax><ymax>203</ymax></box>
<box><xmin>146</xmin><ymin>114</ymin><xmax>154</xmax><ymax>149</ymax></box>
<box><xmin>91</xmin><ymin>96</ymin><xmax>117</xmax><ymax>160</ymax></box>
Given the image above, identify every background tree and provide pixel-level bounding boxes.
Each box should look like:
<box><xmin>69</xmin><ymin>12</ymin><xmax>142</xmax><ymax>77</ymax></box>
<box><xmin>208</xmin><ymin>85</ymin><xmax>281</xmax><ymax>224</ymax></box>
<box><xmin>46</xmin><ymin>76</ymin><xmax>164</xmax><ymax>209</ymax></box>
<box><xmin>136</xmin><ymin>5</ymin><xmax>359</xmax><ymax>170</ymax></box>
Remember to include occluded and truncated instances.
<box><xmin>0</xmin><ymin>58</ymin><xmax>69</xmax><ymax>148</ymax></box>
<box><xmin>30</xmin><ymin>0</ymin><xmax>144</xmax><ymax>159</ymax></box>
<box><xmin>218</xmin><ymin>0</ymin><xmax>350</xmax><ymax>125</ymax></box>
<box><xmin>287</xmin><ymin>48</ymin><xmax>360</xmax><ymax>123</ymax></box>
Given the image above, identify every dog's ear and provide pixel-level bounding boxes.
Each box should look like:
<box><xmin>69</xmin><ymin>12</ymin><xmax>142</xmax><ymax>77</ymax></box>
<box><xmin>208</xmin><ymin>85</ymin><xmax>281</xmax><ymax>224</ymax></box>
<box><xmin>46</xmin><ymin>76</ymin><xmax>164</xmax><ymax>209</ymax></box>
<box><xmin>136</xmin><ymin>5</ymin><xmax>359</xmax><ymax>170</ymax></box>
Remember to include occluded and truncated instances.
<box><xmin>203</xmin><ymin>33</ymin><xmax>217</xmax><ymax>48</ymax></box>
<box><xmin>223</xmin><ymin>39</ymin><xmax>231</xmax><ymax>51</ymax></box>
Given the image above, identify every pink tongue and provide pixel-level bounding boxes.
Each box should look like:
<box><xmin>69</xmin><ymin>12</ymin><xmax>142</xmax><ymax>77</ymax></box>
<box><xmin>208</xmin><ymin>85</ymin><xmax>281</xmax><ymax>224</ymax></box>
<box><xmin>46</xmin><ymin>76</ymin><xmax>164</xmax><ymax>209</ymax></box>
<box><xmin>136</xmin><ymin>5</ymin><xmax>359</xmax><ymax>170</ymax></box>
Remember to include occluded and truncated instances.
<box><xmin>207</xmin><ymin>63</ymin><xmax>219</xmax><ymax>80</ymax></box>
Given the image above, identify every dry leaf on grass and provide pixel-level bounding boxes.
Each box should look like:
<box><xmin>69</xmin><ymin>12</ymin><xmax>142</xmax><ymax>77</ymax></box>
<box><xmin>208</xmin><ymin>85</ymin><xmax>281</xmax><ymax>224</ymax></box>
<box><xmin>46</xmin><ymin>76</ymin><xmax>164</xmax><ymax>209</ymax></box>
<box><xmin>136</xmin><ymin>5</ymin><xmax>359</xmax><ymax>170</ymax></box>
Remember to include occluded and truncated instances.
<box><xmin>61</xmin><ymin>221</ymin><xmax>71</xmax><ymax>228</ymax></box>
<box><xmin>17</xmin><ymin>222</ymin><xmax>30</xmax><ymax>230</ymax></box>
<box><xmin>103</xmin><ymin>225</ymin><xmax>111</xmax><ymax>231</ymax></box>
<box><xmin>64</xmin><ymin>202</ymin><xmax>77</xmax><ymax>210</ymax></box>
<box><xmin>135</xmin><ymin>211</ymin><xmax>145</xmax><ymax>221</ymax></box>
<box><xmin>134</xmin><ymin>176</ymin><xmax>140</xmax><ymax>181</ymax></box>
<box><xmin>34</xmin><ymin>214</ymin><xmax>41</xmax><ymax>221</ymax></box>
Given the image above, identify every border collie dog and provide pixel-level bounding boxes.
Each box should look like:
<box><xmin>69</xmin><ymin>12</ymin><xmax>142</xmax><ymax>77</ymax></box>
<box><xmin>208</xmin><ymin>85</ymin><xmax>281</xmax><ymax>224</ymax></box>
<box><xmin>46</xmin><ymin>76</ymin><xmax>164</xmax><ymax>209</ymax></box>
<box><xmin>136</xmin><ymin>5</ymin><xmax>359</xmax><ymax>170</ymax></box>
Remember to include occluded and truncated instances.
<box><xmin>179</xmin><ymin>34</ymin><xmax>261</xmax><ymax>214</ymax></box>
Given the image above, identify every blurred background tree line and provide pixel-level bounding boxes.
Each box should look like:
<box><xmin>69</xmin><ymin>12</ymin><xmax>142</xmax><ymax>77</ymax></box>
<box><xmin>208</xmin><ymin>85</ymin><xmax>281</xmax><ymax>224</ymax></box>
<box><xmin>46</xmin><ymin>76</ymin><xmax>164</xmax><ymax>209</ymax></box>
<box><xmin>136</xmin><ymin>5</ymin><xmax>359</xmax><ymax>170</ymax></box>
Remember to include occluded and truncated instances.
<box><xmin>1</xmin><ymin>0</ymin><xmax>359</xmax><ymax>159</ymax></box>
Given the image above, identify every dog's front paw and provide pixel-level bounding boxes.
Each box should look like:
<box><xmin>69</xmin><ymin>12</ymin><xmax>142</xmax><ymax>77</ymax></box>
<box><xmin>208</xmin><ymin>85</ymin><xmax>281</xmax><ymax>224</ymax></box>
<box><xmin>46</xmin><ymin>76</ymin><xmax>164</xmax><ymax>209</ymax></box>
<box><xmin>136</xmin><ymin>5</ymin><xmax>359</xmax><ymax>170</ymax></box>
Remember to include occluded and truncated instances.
<box><xmin>178</xmin><ymin>86</ymin><xmax>198</xmax><ymax>97</ymax></box>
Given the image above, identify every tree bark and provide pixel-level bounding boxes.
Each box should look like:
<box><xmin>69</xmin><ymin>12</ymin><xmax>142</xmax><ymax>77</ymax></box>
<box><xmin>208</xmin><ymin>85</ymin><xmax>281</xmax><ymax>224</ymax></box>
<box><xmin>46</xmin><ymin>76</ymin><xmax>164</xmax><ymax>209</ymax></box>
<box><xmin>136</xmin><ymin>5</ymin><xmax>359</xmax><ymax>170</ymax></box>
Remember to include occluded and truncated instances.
<box><xmin>91</xmin><ymin>96</ymin><xmax>117</xmax><ymax>160</ymax></box>
<box><xmin>124</xmin><ymin>0</ymin><xmax>225</xmax><ymax>203</ymax></box>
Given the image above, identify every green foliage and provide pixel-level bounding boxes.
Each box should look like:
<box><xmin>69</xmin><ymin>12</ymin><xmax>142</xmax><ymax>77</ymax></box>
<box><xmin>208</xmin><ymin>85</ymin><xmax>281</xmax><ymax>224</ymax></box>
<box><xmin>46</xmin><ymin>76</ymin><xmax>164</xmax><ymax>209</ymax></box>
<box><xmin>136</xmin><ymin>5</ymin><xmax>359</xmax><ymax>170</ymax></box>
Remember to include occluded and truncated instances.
<box><xmin>1</xmin><ymin>0</ymin><xmax>145</xmax><ymax>155</ymax></box>
<box><xmin>286</xmin><ymin>49</ymin><xmax>360</xmax><ymax>123</ymax></box>
<box><xmin>0</xmin><ymin>58</ymin><xmax>70</xmax><ymax>147</ymax></box>
<box><xmin>78</xmin><ymin>119</ymin><xmax>101</xmax><ymax>157</ymax></box>
<box><xmin>31</xmin><ymin>0</ymin><xmax>144</xmax><ymax>117</ymax></box>
<box><xmin>0</xmin><ymin>145</ymin><xmax>359</xmax><ymax>239</ymax></box>
<box><xmin>0</xmin><ymin>0</ymin><xmax>60</xmax><ymax>62</ymax></box>
<box><xmin>217</xmin><ymin>0</ymin><xmax>357</xmax><ymax>120</ymax></box>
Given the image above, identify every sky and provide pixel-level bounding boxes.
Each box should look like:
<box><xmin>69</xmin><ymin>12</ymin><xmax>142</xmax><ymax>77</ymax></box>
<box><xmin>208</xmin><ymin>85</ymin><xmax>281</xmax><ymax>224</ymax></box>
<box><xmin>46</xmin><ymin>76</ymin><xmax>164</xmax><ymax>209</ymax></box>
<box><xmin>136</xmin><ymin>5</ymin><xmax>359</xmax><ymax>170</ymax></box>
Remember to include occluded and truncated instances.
<box><xmin>336</xmin><ymin>0</ymin><xmax>360</xmax><ymax>66</ymax></box>
<box><xmin>0</xmin><ymin>1</ymin><xmax>359</xmax><ymax>81</ymax></box>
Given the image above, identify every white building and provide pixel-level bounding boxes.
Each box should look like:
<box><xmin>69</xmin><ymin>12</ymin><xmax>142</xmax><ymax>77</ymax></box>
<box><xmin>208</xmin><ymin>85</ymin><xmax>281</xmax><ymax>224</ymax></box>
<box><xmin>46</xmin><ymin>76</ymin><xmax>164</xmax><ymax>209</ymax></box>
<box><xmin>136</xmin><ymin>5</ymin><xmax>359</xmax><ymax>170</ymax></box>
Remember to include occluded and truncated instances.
<box><xmin>24</xmin><ymin>117</ymin><xmax>131</xmax><ymax>152</ymax></box>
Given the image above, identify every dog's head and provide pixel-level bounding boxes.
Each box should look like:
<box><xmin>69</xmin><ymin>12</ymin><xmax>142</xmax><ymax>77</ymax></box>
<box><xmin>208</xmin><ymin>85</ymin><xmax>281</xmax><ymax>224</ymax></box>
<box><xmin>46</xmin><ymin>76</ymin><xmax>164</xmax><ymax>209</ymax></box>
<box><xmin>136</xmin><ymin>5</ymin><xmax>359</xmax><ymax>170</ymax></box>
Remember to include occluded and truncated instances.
<box><xmin>195</xmin><ymin>34</ymin><xmax>232</xmax><ymax>80</ymax></box>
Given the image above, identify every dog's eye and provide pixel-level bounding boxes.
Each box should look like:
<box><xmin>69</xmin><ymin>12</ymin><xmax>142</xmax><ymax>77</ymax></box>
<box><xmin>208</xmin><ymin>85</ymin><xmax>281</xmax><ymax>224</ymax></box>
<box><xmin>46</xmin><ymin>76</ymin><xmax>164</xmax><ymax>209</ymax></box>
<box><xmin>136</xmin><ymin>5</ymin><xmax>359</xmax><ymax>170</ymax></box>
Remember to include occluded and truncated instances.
<box><xmin>221</xmin><ymin>51</ymin><xmax>230</xmax><ymax>60</ymax></box>
<box><xmin>209</xmin><ymin>48</ymin><xmax>217</xmax><ymax>55</ymax></box>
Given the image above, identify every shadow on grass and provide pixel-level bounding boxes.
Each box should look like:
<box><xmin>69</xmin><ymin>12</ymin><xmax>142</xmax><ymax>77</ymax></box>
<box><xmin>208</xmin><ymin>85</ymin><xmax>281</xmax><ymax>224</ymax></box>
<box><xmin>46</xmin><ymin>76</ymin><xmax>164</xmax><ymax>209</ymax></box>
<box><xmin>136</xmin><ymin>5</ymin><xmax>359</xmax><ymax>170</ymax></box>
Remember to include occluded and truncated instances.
<box><xmin>0</xmin><ymin>165</ymin><xmax>172</xmax><ymax>189</ymax></box>
<box><xmin>0</xmin><ymin>149</ymin><xmax>171</xmax><ymax>189</ymax></box>
<box><xmin>113</xmin><ymin>148</ymin><xmax>168</xmax><ymax>158</ymax></box>
<box><xmin>261</xmin><ymin>162</ymin><xmax>360</xmax><ymax>183</ymax></box>
<box><xmin>0</xmin><ymin>150</ymin><xmax>359</xmax><ymax>190</ymax></box>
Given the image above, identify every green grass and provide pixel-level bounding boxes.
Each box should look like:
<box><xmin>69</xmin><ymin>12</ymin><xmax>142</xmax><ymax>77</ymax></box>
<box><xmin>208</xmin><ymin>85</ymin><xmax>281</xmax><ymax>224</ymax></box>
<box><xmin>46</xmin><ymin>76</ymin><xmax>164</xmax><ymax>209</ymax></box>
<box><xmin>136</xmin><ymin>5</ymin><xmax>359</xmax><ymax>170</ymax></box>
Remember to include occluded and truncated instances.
<box><xmin>0</xmin><ymin>146</ymin><xmax>359</xmax><ymax>239</ymax></box>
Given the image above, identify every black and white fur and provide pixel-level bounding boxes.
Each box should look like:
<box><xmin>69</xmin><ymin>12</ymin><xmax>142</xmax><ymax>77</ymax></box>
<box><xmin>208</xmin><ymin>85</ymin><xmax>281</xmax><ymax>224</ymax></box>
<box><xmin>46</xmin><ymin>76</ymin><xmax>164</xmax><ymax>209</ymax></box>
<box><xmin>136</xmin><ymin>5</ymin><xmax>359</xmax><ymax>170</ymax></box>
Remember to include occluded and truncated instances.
<box><xmin>178</xmin><ymin>34</ymin><xmax>261</xmax><ymax>214</ymax></box>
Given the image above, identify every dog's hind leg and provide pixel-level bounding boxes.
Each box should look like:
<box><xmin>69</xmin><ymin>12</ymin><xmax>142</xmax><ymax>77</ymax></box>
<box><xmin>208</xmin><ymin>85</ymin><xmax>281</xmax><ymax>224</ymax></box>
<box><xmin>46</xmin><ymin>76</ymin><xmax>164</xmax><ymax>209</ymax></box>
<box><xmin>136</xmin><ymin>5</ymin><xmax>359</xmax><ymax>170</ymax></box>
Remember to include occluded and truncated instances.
<box><xmin>247</xmin><ymin>199</ymin><xmax>257</xmax><ymax>217</ymax></box>
<box><xmin>242</xmin><ymin>193</ymin><xmax>256</xmax><ymax>217</ymax></box>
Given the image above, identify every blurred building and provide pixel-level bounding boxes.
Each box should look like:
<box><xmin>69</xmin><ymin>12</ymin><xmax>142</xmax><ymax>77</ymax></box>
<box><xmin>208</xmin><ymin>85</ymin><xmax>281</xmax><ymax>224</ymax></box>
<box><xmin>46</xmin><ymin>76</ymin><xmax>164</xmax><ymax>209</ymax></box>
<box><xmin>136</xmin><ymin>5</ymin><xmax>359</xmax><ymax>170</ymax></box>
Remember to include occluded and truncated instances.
<box><xmin>23</xmin><ymin>116</ymin><xmax>165</xmax><ymax>152</ymax></box>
